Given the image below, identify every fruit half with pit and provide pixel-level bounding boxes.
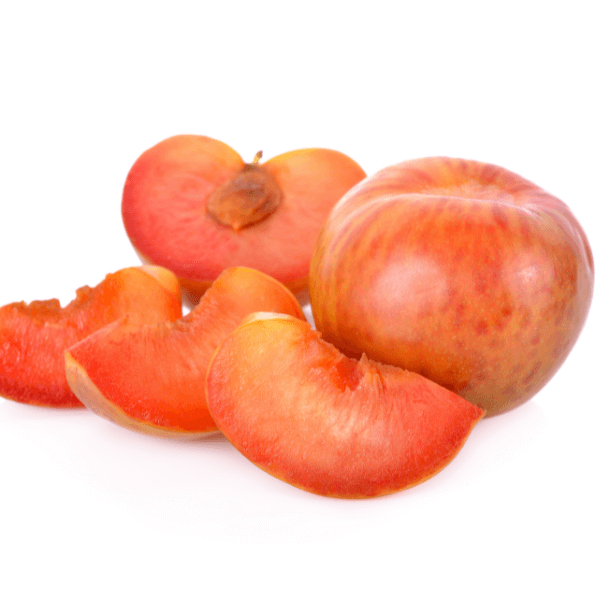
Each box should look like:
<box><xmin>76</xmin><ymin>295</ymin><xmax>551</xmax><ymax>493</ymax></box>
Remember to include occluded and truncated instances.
<box><xmin>0</xmin><ymin>266</ymin><xmax>182</xmax><ymax>407</ymax></box>
<box><xmin>65</xmin><ymin>267</ymin><xmax>305</xmax><ymax>438</ymax></box>
<box><xmin>205</xmin><ymin>312</ymin><xmax>485</xmax><ymax>498</ymax></box>
<box><xmin>310</xmin><ymin>157</ymin><xmax>594</xmax><ymax>416</ymax></box>
<box><xmin>121</xmin><ymin>134</ymin><xmax>366</xmax><ymax>305</ymax></box>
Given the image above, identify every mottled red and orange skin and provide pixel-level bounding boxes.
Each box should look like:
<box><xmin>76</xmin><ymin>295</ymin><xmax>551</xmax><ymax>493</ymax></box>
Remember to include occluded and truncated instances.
<box><xmin>65</xmin><ymin>267</ymin><xmax>305</xmax><ymax>437</ymax></box>
<box><xmin>122</xmin><ymin>135</ymin><xmax>366</xmax><ymax>305</ymax></box>
<box><xmin>0</xmin><ymin>267</ymin><xmax>182</xmax><ymax>407</ymax></box>
<box><xmin>206</xmin><ymin>313</ymin><xmax>484</xmax><ymax>499</ymax></box>
<box><xmin>310</xmin><ymin>157</ymin><xmax>594</xmax><ymax>416</ymax></box>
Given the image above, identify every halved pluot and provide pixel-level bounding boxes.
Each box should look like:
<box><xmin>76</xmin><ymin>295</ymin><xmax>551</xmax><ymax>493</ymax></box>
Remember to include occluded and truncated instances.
<box><xmin>65</xmin><ymin>267</ymin><xmax>305</xmax><ymax>438</ymax></box>
<box><xmin>0</xmin><ymin>266</ymin><xmax>182</xmax><ymax>408</ymax></box>
<box><xmin>205</xmin><ymin>313</ymin><xmax>485</xmax><ymax>499</ymax></box>
<box><xmin>121</xmin><ymin>135</ymin><xmax>366</xmax><ymax>305</ymax></box>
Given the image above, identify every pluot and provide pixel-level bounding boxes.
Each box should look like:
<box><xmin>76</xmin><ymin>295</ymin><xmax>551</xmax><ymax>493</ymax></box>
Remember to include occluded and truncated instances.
<box><xmin>310</xmin><ymin>157</ymin><xmax>594</xmax><ymax>416</ymax></box>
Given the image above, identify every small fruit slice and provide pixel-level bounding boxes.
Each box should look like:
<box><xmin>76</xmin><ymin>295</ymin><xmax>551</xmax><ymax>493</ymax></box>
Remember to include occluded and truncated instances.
<box><xmin>0</xmin><ymin>266</ymin><xmax>182</xmax><ymax>407</ymax></box>
<box><xmin>122</xmin><ymin>135</ymin><xmax>366</xmax><ymax>304</ymax></box>
<box><xmin>205</xmin><ymin>313</ymin><xmax>485</xmax><ymax>498</ymax></box>
<box><xmin>65</xmin><ymin>267</ymin><xmax>305</xmax><ymax>438</ymax></box>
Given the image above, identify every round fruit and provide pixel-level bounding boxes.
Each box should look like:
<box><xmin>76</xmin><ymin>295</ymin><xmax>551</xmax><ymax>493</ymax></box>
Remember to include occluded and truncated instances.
<box><xmin>310</xmin><ymin>157</ymin><xmax>594</xmax><ymax>416</ymax></box>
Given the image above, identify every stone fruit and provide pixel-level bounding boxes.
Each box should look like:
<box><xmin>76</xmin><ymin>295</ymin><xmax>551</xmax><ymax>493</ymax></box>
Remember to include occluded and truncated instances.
<box><xmin>0</xmin><ymin>266</ymin><xmax>182</xmax><ymax>407</ymax></box>
<box><xmin>65</xmin><ymin>267</ymin><xmax>305</xmax><ymax>438</ymax></box>
<box><xmin>205</xmin><ymin>312</ymin><xmax>485</xmax><ymax>498</ymax></box>
<box><xmin>310</xmin><ymin>157</ymin><xmax>594</xmax><ymax>416</ymax></box>
<box><xmin>121</xmin><ymin>134</ymin><xmax>366</xmax><ymax>305</ymax></box>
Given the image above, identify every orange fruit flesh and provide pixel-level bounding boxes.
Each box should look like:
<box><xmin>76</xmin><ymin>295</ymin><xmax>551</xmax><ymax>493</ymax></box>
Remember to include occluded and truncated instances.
<box><xmin>65</xmin><ymin>267</ymin><xmax>306</xmax><ymax>436</ymax></box>
<box><xmin>0</xmin><ymin>267</ymin><xmax>182</xmax><ymax>408</ymax></box>
<box><xmin>66</xmin><ymin>316</ymin><xmax>219</xmax><ymax>437</ymax></box>
<box><xmin>206</xmin><ymin>313</ymin><xmax>485</xmax><ymax>499</ymax></box>
<box><xmin>122</xmin><ymin>135</ymin><xmax>366</xmax><ymax>302</ymax></box>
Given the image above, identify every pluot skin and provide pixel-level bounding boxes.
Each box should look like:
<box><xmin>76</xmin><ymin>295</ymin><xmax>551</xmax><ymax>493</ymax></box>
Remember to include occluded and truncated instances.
<box><xmin>122</xmin><ymin>135</ymin><xmax>366</xmax><ymax>305</ymax></box>
<box><xmin>205</xmin><ymin>313</ymin><xmax>485</xmax><ymax>498</ymax></box>
<box><xmin>0</xmin><ymin>266</ymin><xmax>182</xmax><ymax>407</ymax></box>
<box><xmin>310</xmin><ymin>157</ymin><xmax>594</xmax><ymax>416</ymax></box>
<box><xmin>65</xmin><ymin>267</ymin><xmax>305</xmax><ymax>437</ymax></box>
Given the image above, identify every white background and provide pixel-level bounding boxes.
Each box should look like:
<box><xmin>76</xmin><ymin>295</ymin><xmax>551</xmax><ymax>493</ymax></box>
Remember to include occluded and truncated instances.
<box><xmin>1</xmin><ymin>1</ymin><xmax>598</xmax><ymax>598</ymax></box>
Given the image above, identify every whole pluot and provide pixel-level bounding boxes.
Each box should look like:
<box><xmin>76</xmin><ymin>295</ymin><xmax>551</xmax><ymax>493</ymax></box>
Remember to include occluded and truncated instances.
<box><xmin>309</xmin><ymin>157</ymin><xmax>594</xmax><ymax>416</ymax></box>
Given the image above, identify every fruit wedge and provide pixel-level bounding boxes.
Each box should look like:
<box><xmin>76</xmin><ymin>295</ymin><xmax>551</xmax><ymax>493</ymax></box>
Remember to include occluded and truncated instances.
<box><xmin>65</xmin><ymin>267</ymin><xmax>305</xmax><ymax>438</ymax></box>
<box><xmin>122</xmin><ymin>135</ymin><xmax>366</xmax><ymax>304</ymax></box>
<box><xmin>0</xmin><ymin>266</ymin><xmax>182</xmax><ymax>407</ymax></box>
<box><xmin>205</xmin><ymin>313</ymin><xmax>485</xmax><ymax>498</ymax></box>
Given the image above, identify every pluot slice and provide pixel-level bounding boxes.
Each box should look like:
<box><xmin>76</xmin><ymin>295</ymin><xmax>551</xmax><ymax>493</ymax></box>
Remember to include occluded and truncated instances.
<box><xmin>65</xmin><ymin>267</ymin><xmax>305</xmax><ymax>437</ymax></box>
<box><xmin>205</xmin><ymin>313</ymin><xmax>485</xmax><ymax>498</ymax></box>
<box><xmin>122</xmin><ymin>135</ymin><xmax>366</xmax><ymax>304</ymax></box>
<box><xmin>0</xmin><ymin>266</ymin><xmax>182</xmax><ymax>407</ymax></box>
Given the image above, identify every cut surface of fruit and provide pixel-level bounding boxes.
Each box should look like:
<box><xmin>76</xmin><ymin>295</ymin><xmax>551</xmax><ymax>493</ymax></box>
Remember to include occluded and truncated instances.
<box><xmin>0</xmin><ymin>266</ymin><xmax>182</xmax><ymax>407</ymax></box>
<box><xmin>65</xmin><ymin>267</ymin><xmax>306</xmax><ymax>437</ymax></box>
<box><xmin>205</xmin><ymin>313</ymin><xmax>485</xmax><ymax>498</ymax></box>
<box><xmin>122</xmin><ymin>135</ymin><xmax>366</xmax><ymax>304</ymax></box>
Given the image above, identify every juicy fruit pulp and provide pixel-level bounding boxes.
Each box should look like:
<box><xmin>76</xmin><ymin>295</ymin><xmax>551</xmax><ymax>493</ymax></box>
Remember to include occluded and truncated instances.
<box><xmin>0</xmin><ymin>266</ymin><xmax>182</xmax><ymax>407</ymax></box>
<box><xmin>205</xmin><ymin>313</ymin><xmax>485</xmax><ymax>498</ymax></box>
<box><xmin>310</xmin><ymin>157</ymin><xmax>594</xmax><ymax>416</ymax></box>
<box><xmin>122</xmin><ymin>135</ymin><xmax>366</xmax><ymax>305</ymax></box>
<box><xmin>65</xmin><ymin>267</ymin><xmax>306</xmax><ymax>437</ymax></box>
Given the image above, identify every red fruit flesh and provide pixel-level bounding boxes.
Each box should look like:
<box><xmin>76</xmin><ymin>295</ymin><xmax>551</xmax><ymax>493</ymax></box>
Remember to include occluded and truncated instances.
<box><xmin>0</xmin><ymin>266</ymin><xmax>182</xmax><ymax>407</ymax></box>
<box><xmin>65</xmin><ymin>267</ymin><xmax>306</xmax><ymax>437</ymax></box>
<box><xmin>206</xmin><ymin>313</ymin><xmax>485</xmax><ymax>498</ymax></box>
<box><xmin>122</xmin><ymin>135</ymin><xmax>366</xmax><ymax>304</ymax></box>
